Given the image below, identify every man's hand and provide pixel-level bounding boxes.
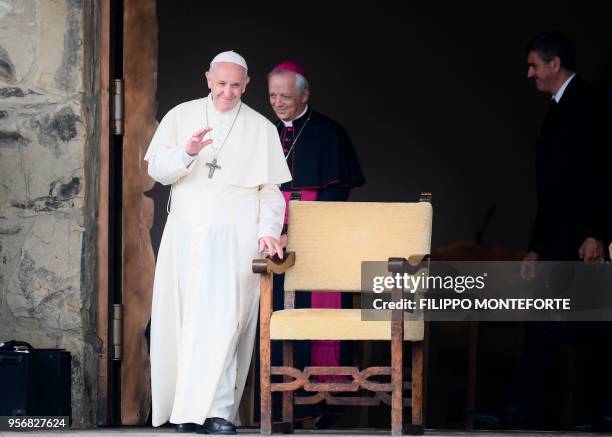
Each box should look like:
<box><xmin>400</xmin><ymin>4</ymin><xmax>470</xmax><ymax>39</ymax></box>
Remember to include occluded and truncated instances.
<box><xmin>520</xmin><ymin>251</ymin><xmax>539</xmax><ymax>280</ymax></box>
<box><xmin>259</xmin><ymin>236</ymin><xmax>284</xmax><ymax>259</ymax></box>
<box><xmin>609</xmin><ymin>242</ymin><xmax>612</xmax><ymax>261</ymax></box>
<box><xmin>578</xmin><ymin>237</ymin><xmax>604</xmax><ymax>262</ymax></box>
<box><xmin>185</xmin><ymin>127</ymin><xmax>213</xmax><ymax>156</ymax></box>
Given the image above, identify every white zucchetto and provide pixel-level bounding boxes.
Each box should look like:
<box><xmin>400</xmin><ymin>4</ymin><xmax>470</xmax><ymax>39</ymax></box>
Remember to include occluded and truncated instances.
<box><xmin>210</xmin><ymin>50</ymin><xmax>248</xmax><ymax>71</ymax></box>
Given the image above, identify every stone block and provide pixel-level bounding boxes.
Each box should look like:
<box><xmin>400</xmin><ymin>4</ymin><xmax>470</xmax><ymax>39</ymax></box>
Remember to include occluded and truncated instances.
<box><xmin>35</xmin><ymin>0</ymin><xmax>83</xmax><ymax>94</ymax></box>
<box><xmin>5</xmin><ymin>215</ymin><xmax>83</xmax><ymax>331</ymax></box>
<box><xmin>0</xmin><ymin>0</ymin><xmax>36</xmax><ymax>84</ymax></box>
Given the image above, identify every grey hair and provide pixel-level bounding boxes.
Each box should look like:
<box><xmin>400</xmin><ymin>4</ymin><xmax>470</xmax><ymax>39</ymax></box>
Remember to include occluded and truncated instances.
<box><xmin>268</xmin><ymin>70</ymin><xmax>309</xmax><ymax>95</ymax></box>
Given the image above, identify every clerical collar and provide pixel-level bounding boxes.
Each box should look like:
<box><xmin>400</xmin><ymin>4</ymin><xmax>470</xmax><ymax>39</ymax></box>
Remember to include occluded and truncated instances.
<box><xmin>207</xmin><ymin>93</ymin><xmax>242</xmax><ymax>116</ymax></box>
<box><xmin>282</xmin><ymin>105</ymin><xmax>309</xmax><ymax>127</ymax></box>
<box><xmin>552</xmin><ymin>73</ymin><xmax>575</xmax><ymax>103</ymax></box>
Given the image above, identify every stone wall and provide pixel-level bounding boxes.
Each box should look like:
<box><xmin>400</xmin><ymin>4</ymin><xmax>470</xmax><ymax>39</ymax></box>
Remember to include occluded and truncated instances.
<box><xmin>0</xmin><ymin>0</ymin><xmax>99</xmax><ymax>427</ymax></box>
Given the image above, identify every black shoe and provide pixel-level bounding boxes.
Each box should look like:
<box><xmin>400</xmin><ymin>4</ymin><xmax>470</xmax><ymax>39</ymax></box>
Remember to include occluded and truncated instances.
<box><xmin>315</xmin><ymin>412</ymin><xmax>342</xmax><ymax>429</ymax></box>
<box><xmin>571</xmin><ymin>417</ymin><xmax>612</xmax><ymax>433</ymax></box>
<box><xmin>598</xmin><ymin>416</ymin><xmax>612</xmax><ymax>432</ymax></box>
<box><xmin>176</xmin><ymin>423</ymin><xmax>197</xmax><ymax>433</ymax></box>
<box><xmin>468</xmin><ymin>411</ymin><xmax>503</xmax><ymax>428</ymax></box>
<box><xmin>196</xmin><ymin>418</ymin><xmax>237</xmax><ymax>435</ymax></box>
<box><xmin>469</xmin><ymin>406</ymin><xmax>527</xmax><ymax>430</ymax></box>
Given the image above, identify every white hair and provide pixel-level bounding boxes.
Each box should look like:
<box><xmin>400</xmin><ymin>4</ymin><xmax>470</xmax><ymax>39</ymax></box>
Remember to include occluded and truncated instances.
<box><xmin>268</xmin><ymin>70</ymin><xmax>309</xmax><ymax>95</ymax></box>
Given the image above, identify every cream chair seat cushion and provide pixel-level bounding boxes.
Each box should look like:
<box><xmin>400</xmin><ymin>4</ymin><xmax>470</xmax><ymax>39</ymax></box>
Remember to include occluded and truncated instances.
<box><xmin>270</xmin><ymin>308</ymin><xmax>424</xmax><ymax>341</ymax></box>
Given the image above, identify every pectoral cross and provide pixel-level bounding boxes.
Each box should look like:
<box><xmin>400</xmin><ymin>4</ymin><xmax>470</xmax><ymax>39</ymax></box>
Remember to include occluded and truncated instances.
<box><xmin>205</xmin><ymin>158</ymin><xmax>221</xmax><ymax>178</ymax></box>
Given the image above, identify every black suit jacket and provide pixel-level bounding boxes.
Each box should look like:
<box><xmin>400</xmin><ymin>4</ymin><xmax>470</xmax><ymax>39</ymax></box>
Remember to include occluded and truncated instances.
<box><xmin>528</xmin><ymin>76</ymin><xmax>609</xmax><ymax>260</ymax></box>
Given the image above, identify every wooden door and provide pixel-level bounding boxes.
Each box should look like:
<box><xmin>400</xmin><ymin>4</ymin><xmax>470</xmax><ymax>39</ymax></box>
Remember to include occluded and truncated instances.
<box><xmin>121</xmin><ymin>0</ymin><xmax>158</xmax><ymax>425</ymax></box>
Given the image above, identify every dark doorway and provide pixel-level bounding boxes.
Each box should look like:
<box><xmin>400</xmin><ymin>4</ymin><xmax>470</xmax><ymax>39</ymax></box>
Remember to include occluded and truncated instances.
<box><xmin>151</xmin><ymin>0</ymin><xmax>612</xmax><ymax>429</ymax></box>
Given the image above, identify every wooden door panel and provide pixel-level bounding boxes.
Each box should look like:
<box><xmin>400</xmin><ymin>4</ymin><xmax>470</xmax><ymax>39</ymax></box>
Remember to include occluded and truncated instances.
<box><xmin>122</xmin><ymin>0</ymin><xmax>158</xmax><ymax>425</ymax></box>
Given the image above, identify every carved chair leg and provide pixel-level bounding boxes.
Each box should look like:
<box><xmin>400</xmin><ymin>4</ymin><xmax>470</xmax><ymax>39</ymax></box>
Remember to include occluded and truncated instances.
<box><xmin>281</xmin><ymin>340</ymin><xmax>294</xmax><ymax>432</ymax></box>
<box><xmin>391</xmin><ymin>324</ymin><xmax>403</xmax><ymax>435</ymax></box>
<box><xmin>260</xmin><ymin>274</ymin><xmax>273</xmax><ymax>435</ymax></box>
<box><xmin>406</xmin><ymin>341</ymin><xmax>424</xmax><ymax>435</ymax></box>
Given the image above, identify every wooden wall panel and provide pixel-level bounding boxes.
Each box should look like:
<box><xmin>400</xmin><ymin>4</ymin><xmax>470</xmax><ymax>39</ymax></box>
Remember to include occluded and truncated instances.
<box><xmin>122</xmin><ymin>0</ymin><xmax>158</xmax><ymax>425</ymax></box>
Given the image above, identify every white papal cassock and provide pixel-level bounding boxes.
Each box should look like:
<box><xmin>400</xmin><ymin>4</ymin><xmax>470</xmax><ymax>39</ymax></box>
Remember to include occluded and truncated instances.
<box><xmin>145</xmin><ymin>96</ymin><xmax>291</xmax><ymax>426</ymax></box>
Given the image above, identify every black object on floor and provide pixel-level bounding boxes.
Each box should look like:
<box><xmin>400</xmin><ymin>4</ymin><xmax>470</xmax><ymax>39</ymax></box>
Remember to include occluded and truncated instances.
<box><xmin>0</xmin><ymin>345</ymin><xmax>71</xmax><ymax>422</ymax></box>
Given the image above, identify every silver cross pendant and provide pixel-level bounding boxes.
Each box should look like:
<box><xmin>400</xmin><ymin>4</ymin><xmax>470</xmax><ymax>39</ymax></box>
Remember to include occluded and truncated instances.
<box><xmin>205</xmin><ymin>158</ymin><xmax>221</xmax><ymax>178</ymax></box>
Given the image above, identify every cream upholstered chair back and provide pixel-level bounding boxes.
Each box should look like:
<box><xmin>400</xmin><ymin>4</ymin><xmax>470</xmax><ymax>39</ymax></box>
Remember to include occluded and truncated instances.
<box><xmin>284</xmin><ymin>201</ymin><xmax>433</xmax><ymax>292</ymax></box>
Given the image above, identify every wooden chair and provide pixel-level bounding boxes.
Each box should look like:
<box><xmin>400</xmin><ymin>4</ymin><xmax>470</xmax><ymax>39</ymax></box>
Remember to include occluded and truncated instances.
<box><xmin>253</xmin><ymin>197</ymin><xmax>433</xmax><ymax>435</ymax></box>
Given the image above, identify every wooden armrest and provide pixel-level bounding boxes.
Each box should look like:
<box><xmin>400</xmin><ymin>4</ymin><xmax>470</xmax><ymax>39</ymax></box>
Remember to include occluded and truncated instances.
<box><xmin>252</xmin><ymin>252</ymin><xmax>296</xmax><ymax>274</ymax></box>
<box><xmin>388</xmin><ymin>255</ymin><xmax>430</xmax><ymax>273</ymax></box>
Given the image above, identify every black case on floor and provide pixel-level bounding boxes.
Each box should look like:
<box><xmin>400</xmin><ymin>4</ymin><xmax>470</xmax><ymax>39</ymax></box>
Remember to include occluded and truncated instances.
<box><xmin>0</xmin><ymin>348</ymin><xmax>71</xmax><ymax>420</ymax></box>
<box><xmin>0</xmin><ymin>351</ymin><xmax>35</xmax><ymax>416</ymax></box>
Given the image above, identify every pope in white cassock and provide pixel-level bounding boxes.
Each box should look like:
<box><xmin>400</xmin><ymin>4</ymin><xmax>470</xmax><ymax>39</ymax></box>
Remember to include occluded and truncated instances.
<box><xmin>145</xmin><ymin>51</ymin><xmax>292</xmax><ymax>434</ymax></box>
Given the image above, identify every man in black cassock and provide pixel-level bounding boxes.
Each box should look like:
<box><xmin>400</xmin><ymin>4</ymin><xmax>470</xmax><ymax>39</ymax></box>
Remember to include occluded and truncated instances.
<box><xmin>257</xmin><ymin>60</ymin><xmax>365</xmax><ymax>428</ymax></box>
<box><xmin>268</xmin><ymin>60</ymin><xmax>365</xmax><ymax>208</ymax></box>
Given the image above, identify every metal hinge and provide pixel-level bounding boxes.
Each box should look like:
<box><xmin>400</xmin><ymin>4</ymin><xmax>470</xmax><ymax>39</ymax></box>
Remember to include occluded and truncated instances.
<box><xmin>112</xmin><ymin>79</ymin><xmax>124</xmax><ymax>135</ymax></box>
<box><xmin>111</xmin><ymin>304</ymin><xmax>123</xmax><ymax>361</ymax></box>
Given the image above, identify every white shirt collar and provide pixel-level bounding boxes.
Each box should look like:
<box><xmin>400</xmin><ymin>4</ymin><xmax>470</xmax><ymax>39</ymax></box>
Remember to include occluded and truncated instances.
<box><xmin>282</xmin><ymin>105</ymin><xmax>309</xmax><ymax>127</ymax></box>
<box><xmin>553</xmin><ymin>73</ymin><xmax>576</xmax><ymax>103</ymax></box>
